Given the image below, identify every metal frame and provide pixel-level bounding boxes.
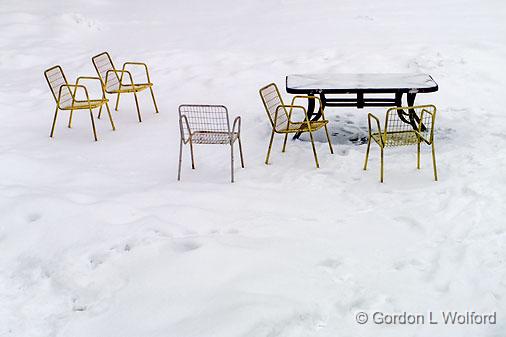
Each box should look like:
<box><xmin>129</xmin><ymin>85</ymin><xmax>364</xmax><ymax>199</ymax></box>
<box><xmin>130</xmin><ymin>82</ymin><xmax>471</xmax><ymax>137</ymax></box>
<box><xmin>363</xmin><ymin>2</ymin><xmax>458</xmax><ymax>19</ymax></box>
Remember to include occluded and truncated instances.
<box><xmin>92</xmin><ymin>52</ymin><xmax>159</xmax><ymax>122</ymax></box>
<box><xmin>285</xmin><ymin>75</ymin><xmax>438</xmax><ymax>139</ymax></box>
<box><xmin>178</xmin><ymin>104</ymin><xmax>244</xmax><ymax>183</ymax></box>
<box><xmin>363</xmin><ymin>105</ymin><xmax>438</xmax><ymax>182</ymax></box>
<box><xmin>44</xmin><ymin>65</ymin><xmax>115</xmax><ymax>141</ymax></box>
<box><xmin>259</xmin><ymin>83</ymin><xmax>333</xmax><ymax>168</ymax></box>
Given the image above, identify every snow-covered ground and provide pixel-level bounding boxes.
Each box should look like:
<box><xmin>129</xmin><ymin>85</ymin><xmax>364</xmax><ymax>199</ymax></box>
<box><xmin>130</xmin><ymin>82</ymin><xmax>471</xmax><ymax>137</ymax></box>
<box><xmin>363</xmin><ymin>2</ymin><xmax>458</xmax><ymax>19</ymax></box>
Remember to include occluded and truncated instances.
<box><xmin>1</xmin><ymin>0</ymin><xmax>506</xmax><ymax>336</ymax></box>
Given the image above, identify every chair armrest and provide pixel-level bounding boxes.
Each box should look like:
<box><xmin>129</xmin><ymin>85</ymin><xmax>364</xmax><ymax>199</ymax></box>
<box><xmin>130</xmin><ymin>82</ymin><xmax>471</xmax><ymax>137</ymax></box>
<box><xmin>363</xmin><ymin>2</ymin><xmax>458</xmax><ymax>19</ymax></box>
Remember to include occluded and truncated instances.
<box><xmin>122</xmin><ymin>62</ymin><xmax>152</xmax><ymax>83</ymax></box>
<box><xmin>418</xmin><ymin>108</ymin><xmax>435</xmax><ymax>144</ymax></box>
<box><xmin>179</xmin><ymin>114</ymin><xmax>192</xmax><ymax>142</ymax></box>
<box><xmin>290</xmin><ymin>95</ymin><xmax>326</xmax><ymax>119</ymax></box>
<box><xmin>57</xmin><ymin>84</ymin><xmax>91</xmax><ymax>108</ymax></box>
<box><xmin>105</xmin><ymin>69</ymin><xmax>135</xmax><ymax>89</ymax></box>
<box><xmin>290</xmin><ymin>95</ymin><xmax>322</xmax><ymax>106</ymax></box>
<box><xmin>75</xmin><ymin>76</ymin><xmax>106</xmax><ymax>98</ymax></box>
<box><xmin>75</xmin><ymin>76</ymin><xmax>102</xmax><ymax>84</ymax></box>
<box><xmin>276</xmin><ymin>104</ymin><xmax>308</xmax><ymax>123</ymax></box>
<box><xmin>367</xmin><ymin>113</ymin><xmax>384</xmax><ymax>146</ymax></box>
<box><xmin>231</xmin><ymin>116</ymin><xmax>241</xmax><ymax>135</ymax></box>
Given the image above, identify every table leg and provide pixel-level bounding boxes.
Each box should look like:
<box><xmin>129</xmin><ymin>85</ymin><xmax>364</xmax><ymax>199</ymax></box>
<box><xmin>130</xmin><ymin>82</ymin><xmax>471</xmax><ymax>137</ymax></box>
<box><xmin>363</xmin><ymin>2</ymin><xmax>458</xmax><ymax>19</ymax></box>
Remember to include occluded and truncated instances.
<box><xmin>395</xmin><ymin>93</ymin><xmax>425</xmax><ymax>131</ymax></box>
<box><xmin>307</xmin><ymin>95</ymin><xmax>316</xmax><ymax>118</ymax></box>
<box><xmin>407</xmin><ymin>93</ymin><xmax>426</xmax><ymax>131</ymax></box>
<box><xmin>395</xmin><ymin>92</ymin><xmax>413</xmax><ymax>126</ymax></box>
<box><xmin>293</xmin><ymin>94</ymin><xmax>317</xmax><ymax>140</ymax></box>
<box><xmin>316</xmin><ymin>93</ymin><xmax>326</xmax><ymax>121</ymax></box>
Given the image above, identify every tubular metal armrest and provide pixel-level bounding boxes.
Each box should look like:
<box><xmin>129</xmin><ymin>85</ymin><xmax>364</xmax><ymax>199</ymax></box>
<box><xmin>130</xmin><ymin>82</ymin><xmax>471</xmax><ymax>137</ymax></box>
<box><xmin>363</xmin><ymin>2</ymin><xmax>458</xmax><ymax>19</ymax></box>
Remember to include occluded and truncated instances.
<box><xmin>75</xmin><ymin>76</ymin><xmax>107</xmax><ymax>100</ymax></box>
<box><xmin>418</xmin><ymin>108</ymin><xmax>435</xmax><ymax>144</ymax></box>
<box><xmin>76</xmin><ymin>76</ymin><xmax>102</xmax><ymax>84</ymax></box>
<box><xmin>58</xmin><ymin>84</ymin><xmax>91</xmax><ymax>109</ymax></box>
<box><xmin>179</xmin><ymin>114</ymin><xmax>192</xmax><ymax>143</ymax></box>
<box><xmin>290</xmin><ymin>95</ymin><xmax>328</xmax><ymax>119</ymax></box>
<box><xmin>122</xmin><ymin>62</ymin><xmax>152</xmax><ymax>83</ymax></box>
<box><xmin>231</xmin><ymin>116</ymin><xmax>241</xmax><ymax>136</ymax></box>
<box><xmin>276</xmin><ymin>104</ymin><xmax>308</xmax><ymax>123</ymax></box>
<box><xmin>368</xmin><ymin>113</ymin><xmax>384</xmax><ymax>147</ymax></box>
<box><xmin>105</xmin><ymin>69</ymin><xmax>135</xmax><ymax>90</ymax></box>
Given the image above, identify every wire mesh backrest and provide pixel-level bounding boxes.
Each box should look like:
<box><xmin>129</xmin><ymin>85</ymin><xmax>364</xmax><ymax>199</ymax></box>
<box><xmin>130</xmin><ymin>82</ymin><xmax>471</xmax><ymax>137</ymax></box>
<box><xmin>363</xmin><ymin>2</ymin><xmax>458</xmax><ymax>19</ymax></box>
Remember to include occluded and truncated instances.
<box><xmin>259</xmin><ymin>83</ymin><xmax>288</xmax><ymax>130</ymax></box>
<box><xmin>92</xmin><ymin>52</ymin><xmax>120</xmax><ymax>91</ymax></box>
<box><xmin>44</xmin><ymin>65</ymin><xmax>72</xmax><ymax>106</ymax></box>
<box><xmin>384</xmin><ymin>105</ymin><xmax>436</xmax><ymax>146</ymax></box>
<box><xmin>179</xmin><ymin>105</ymin><xmax>230</xmax><ymax>139</ymax></box>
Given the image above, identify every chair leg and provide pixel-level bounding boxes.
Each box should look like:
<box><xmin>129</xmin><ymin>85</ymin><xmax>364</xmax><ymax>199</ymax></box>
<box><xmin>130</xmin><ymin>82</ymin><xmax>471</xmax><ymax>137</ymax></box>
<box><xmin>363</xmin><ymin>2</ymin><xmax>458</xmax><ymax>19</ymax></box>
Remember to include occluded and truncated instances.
<box><xmin>432</xmin><ymin>142</ymin><xmax>438</xmax><ymax>181</ymax></box>
<box><xmin>238</xmin><ymin>137</ymin><xmax>245</xmax><ymax>168</ymax></box>
<box><xmin>115</xmin><ymin>93</ymin><xmax>121</xmax><ymax>111</ymax></box>
<box><xmin>68</xmin><ymin>109</ymin><xmax>74</xmax><ymax>128</ymax></box>
<box><xmin>308</xmin><ymin>130</ymin><xmax>319</xmax><ymax>168</ymax></box>
<box><xmin>230</xmin><ymin>142</ymin><xmax>234</xmax><ymax>183</ymax></box>
<box><xmin>105</xmin><ymin>102</ymin><xmax>116</xmax><ymax>131</ymax></box>
<box><xmin>189</xmin><ymin>139</ymin><xmax>195</xmax><ymax>169</ymax></box>
<box><xmin>50</xmin><ymin>107</ymin><xmax>59</xmax><ymax>138</ymax></box>
<box><xmin>380</xmin><ymin>148</ymin><xmax>384</xmax><ymax>183</ymax></box>
<box><xmin>363</xmin><ymin>137</ymin><xmax>371</xmax><ymax>170</ymax></box>
<box><xmin>177</xmin><ymin>139</ymin><xmax>183</xmax><ymax>181</ymax></box>
<box><xmin>149</xmin><ymin>87</ymin><xmax>159</xmax><ymax>113</ymax></box>
<box><xmin>97</xmin><ymin>105</ymin><xmax>102</xmax><ymax>119</ymax></box>
<box><xmin>89</xmin><ymin>108</ymin><xmax>98</xmax><ymax>141</ymax></box>
<box><xmin>265</xmin><ymin>131</ymin><xmax>275</xmax><ymax>165</ymax></box>
<box><xmin>133</xmin><ymin>92</ymin><xmax>142</xmax><ymax>122</ymax></box>
<box><xmin>417</xmin><ymin>141</ymin><xmax>421</xmax><ymax>169</ymax></box>
<box><xmin>282</xmin><ymin>134</ymin><xmax>288</xmax><ymax>152</ymax></box>
<box><xmin>323</xmin><ymin>124</ymin><xmax>334</xmax><ymax>154</ymax></box>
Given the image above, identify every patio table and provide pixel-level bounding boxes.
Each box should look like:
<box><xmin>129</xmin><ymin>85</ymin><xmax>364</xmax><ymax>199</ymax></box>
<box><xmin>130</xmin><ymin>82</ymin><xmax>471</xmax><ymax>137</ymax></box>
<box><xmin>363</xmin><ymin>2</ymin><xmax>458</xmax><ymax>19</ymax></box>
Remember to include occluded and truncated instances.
<box><xmin>285</xmin><ymin>73</ymin><xmax>438</xmax><ymax>138</ymax></box>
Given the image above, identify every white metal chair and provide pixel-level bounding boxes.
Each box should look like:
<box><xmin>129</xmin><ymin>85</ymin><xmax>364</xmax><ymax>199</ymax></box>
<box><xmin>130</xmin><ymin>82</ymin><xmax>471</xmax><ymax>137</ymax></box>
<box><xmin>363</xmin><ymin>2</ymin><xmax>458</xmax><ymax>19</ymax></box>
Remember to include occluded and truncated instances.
<box><xmin>178</xmin><ymin>104</ymin><xmax>244</xmax><ymax>182</ymax></box>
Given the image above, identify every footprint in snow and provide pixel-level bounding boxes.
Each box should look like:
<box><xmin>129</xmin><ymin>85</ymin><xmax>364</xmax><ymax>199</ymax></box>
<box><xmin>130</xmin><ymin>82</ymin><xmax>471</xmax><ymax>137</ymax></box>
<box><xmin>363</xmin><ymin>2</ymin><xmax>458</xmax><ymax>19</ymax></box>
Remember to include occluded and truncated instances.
<box><xmin>319</xmin><ymin>258</ymin><xmax>342</xmax><ymax>270</ymax></box>
<box><xmin>26</xmin><ymin>212</ymin><xmax>41</xmax><ymax>222</ymax></box>
<box><xmin>394</xmin><ymin>216</ymin><xmax>426</xmax><ymax>234</ymax></box>
<box><xmin>173</xmin><ymin>240</ymin><xmax>202</xmax><ymax>253</ymax></box>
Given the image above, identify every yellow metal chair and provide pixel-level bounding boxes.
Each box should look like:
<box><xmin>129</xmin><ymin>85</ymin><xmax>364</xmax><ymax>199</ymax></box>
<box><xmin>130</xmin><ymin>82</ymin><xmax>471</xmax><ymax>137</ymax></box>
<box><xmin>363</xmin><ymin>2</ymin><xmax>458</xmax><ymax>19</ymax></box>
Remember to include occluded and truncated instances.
<box><xmin>259</xmin><ymin>83</ymin><xmax>333</xmax><ymax>168</ymax></box>
<box><xmin>44</xmin><ymin>65</ymin><xmax>115</xmax><ymax>141</ymax></box>
<box><xmin>363</xmin><ymin>105</ymin><xmax>438</xmax><ymax>182</ymax></box>
<box><xmin>92</xmin><ymin>52</ymin><xmax>159</xmax><ymax>122</ymax></box>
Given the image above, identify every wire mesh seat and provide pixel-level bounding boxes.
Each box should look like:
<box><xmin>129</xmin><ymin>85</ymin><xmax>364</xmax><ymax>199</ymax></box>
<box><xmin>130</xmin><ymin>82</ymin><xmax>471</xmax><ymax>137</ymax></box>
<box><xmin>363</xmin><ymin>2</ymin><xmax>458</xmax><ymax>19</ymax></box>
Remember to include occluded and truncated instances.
<box><xmin>259</xmin><ymin>83</ymin><xmax>333</xmax><ymax>168</ymax></box>
<box><xmin>178</xmin><ymin>105</ymin><xmax>244</xmax><ymax>182</ymax></box>
<box><xmin>92</xmin><ymin>52</ymin><xmax>159</xmax><ymax>122</ymax></box>
<box><xmin>44</xmin><ymin>65</ymin><xmax>116</xmax><ymax>141</ymax></box>
<box><xmin>363</xmin><ymin>105</ymin><xmax>438</xmax><ymax>182</ymax></box>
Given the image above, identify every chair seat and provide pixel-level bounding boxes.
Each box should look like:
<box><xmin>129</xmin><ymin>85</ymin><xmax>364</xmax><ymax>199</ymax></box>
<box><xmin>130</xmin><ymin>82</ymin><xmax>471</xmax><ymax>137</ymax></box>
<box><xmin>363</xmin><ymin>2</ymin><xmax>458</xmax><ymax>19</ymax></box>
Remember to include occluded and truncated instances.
<box><xmin>372</xmin><ymin>130</ymin><xmax>420</xmax><ymax>147</ymax></box>
<box><xmin>61</xmin><ymin>99</ymin><xmax>107</xmax><ymax>110</ymax></box>
<box><xmin>190</xmin><ymin>131</ymin><xmax>238</xmax><ymax>144</ymax></box>
<box><xmin>107</xmin><ymin>83</ymin><xmax>152</xmax><ymax>93</ymax></box>
<box><xmin>277</xmin><ymin>120</ymin><xmax>328</xmax><ymax>134</ymax></box>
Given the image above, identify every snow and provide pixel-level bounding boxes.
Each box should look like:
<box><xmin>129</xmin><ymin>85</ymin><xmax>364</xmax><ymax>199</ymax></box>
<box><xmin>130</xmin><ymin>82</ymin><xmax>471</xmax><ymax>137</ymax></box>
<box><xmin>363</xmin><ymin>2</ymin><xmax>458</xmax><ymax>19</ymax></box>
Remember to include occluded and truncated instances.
<box><xmin>286</xmin><ymin>73</ymin><xmax>437</xmax><ymax>91</ymax></box>
<box><xmin>1</xmin><ymin>0</ymin><xmax>506</xmax><ymax>337</ymax></box>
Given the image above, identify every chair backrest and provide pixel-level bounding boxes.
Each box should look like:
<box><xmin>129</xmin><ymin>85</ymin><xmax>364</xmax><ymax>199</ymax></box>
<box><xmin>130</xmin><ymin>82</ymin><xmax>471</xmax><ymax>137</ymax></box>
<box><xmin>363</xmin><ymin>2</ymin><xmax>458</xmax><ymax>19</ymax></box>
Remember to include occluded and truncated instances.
<box><xmin>178</xmin><ymin>104</ymin><xmax>230</xmax><ymax>139</ymax></box>
<box><xmin>44</xmin><ymin>65</ymin><xmax>73</xmax><ymax>107</ymax></box>
<box><xmin>92</xmin><ymin>52</ymin><xmax>120</xmax><ymax>91</ymax></box>
<box><xmin>384</xmin><ymin>105</ymin><xmax>436</xmax><ymax>146</ymax></box>
<box><xmin>259</xmin><ymin>83</ymin><xmax>288</xmax><ymax>131</ymax></box>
